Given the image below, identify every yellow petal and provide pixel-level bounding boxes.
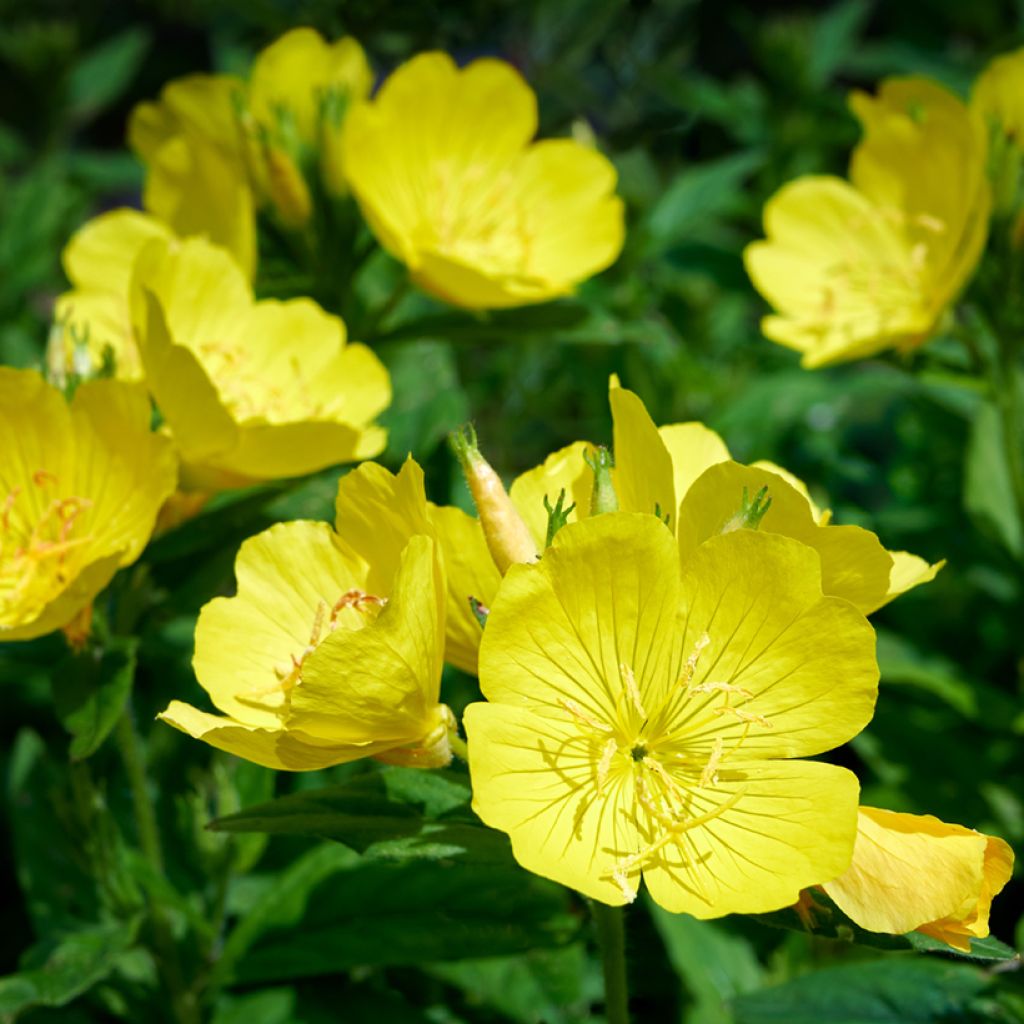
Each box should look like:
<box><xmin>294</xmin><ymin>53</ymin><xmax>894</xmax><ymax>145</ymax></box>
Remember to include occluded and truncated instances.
<box><xmin>677</xmin><ymin>461</ymin><xmax>894</xmax><ymax>614</ymax></box>
<box><xmin>643</xmin><ymin>760</ymin><xmax>860</xmax><ymax>918</ymax></box>
<box><xmin>744</xmin><ymin>176</ymin><xmax>929</xmax><ymax>367</ymax></box>
<box><xmin>193</xmin><ymin>520</ymin><xmax>369</xmax><ymax>728</ymax></box>
<box><xmin>159</xmin><ymin>700</ymin><xmax>375</xmax><ymax>771</ymax></box>
<box><xmin>289</xmin><ymin>535</ymin><xmax>446</xmax><ymax>745</ymax></box>
<box><xmin>671</xmin><ymin>529</ymin><xmax>878</xmax><ymax>758</ymax></box>
<box><xmin>249</xmin><ymin>29</ymin><xmax>372</xmax><ymax>145</ymax></box>
<box><xmin>824</xmin><ymin>807</ymin><xmax>1013</xmax><ymax>947</ymax></box>
<box><xmin>464</xmin><ymin>701</ymin><xmax>642</xmax><ymax>905</ymax></box>
<box><xmin>334</xmin><ymin>459</ymin><xmax>434</xmax><ymax>595</ymax></box>
<box><xmin>509</xmin><ymin>440</ymin><xmax>593</xmax><ymax>548</ymax></box>
<box><xmin>610</xmin><ymin>383</ymin><xmax>675</xmax><ymax>523</ymax></box>
<box><xmin>427</xmin><ymin>503</ymin><xmax>501</xmax><ymax>676</ymax></box>
<box><xmin>479</xmin><ymin>513</ymin><xmax>681</xmax><ymax>724</ymax></box>
<box><xmin>62</xmin><ymin>209</ymin><xmax>173</xmax><ymax>294</ymax></box>
<box><xmin>884</xmin><ymin>550</ymin><xmax>945</xmax><ymax>605</ymax></box>
<box><xmin>973</xmin><ymin>47</ymin><xmax>1024</xmax><ymax>138</ymax></box>
<box><xmin>659</xmin><ymin>423</ymin><xmax>731</xmax><ymax>509</ymax></box>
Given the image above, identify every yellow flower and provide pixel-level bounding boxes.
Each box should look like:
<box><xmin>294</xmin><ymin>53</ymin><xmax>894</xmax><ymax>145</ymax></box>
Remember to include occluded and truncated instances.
<box><xmin>129</xmin><ymin>75</ymin><xmax>257</xmax><ymax>279</ymax></box>
<box><xmin>132</xmin><ymin>236</ymin><xmax>389</xmax><ymax>487</ymax></box>
<box><xmin>972</xmin><ymin>47</ymin><xmax>1024</xmax><ymax>140</ymax></box>
<box><xmin>49</xmin><ymin>209</ymin><xmax>174</xmax><ymax>383</ymax></box>
<box><xmin>430</xmin><ymin>382</ymin><xmax>939</xmax><ymax>673</ymax></box>
<box><xmin>129</xmin><ymin>30</ymin><xmax>371</xmax><ymax>249</ymax></box>
<box><xmin>160</xmin><ymin>460</ymin><xmax>452</xmax><ymax>770</ymax></box>
<box><xmin>465</xmin><ymin>513</ymin><xmax>877</xmax><ymax>913</ymax></box>
<box><xmin>341</xmin><ymin>52</ymin><xmax>624</xmax><ymax>309</ymax></box>
<box><xmin>745</xmin><ymin>78</ymin><xmax>990</xmax><ymax>367</ymax></box>
<box><xmin>822</xmin><ymin>807</ymin><xmax>1014</xmax><ymax>951</ymax></box>
<box><xmin>0</xmin><ymin>368</ymin><xmax>177</xmax><ymax>641</ymax></box>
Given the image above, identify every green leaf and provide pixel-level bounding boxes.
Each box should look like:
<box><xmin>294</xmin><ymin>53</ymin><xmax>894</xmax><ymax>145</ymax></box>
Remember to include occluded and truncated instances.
<box><xmin>67</xmin><ymin>28</ymin><xmax>152</xmax><ymax>123</ymax></box>
<box><xmin>875</xmin><ymin>629</ymin><xmax>978</xmax><ymax>719</ymax></box>
<box><xmin>210</xmin><ymin>840</ymin><xmax>577</xmax><ymax>986</ymax></box>
<box><xmin>964</xmin><ymin>401</ymin><xmax>1023</xmax><ymax>558</ymax></box>
<box><xmin>426</xmin><ymin>945</ymin><xmax>591</xmax><ymax>1024</ymax></box>
<box><xmin>649</xmin><ymin>902</ymin><xmax>763</xmax><ymax>1024</ymax></box>
<box><xmin>753</xmin><ymin>891</ymin><xmax>1020</xmax><ymax>964</ymax></box>
<box><xmin>51</xmin><ymin>639</ymin><xmax>137</xmax><ymax>761</ymax></box>
<box><xmin>807</xmin><ymin>0</ymin><xmax>872</xmax><ymax>87</ymax></box>
<box><xmin>644</xmin><ymin>152</ymin><xmax>764</xmax><ymax>253</ymax></box>
<box><xmin>730</xmin><ymin>958</ymin><xmax>990</xmax><ymax>1024</ymax></box>
<box><xmin>378</xmin><ymin>339</ymin><xmax>469</xmax><ymax>460</ymax></box>
<box><xmin>0</xmin><ymin>918</ymin><xmax>139</xmax><ymax>1022</ymax></box>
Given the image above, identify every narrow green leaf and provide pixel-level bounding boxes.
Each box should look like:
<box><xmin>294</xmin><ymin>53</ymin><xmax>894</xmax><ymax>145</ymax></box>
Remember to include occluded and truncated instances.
<box><xmin>964</xmin><ymin>401</ymin><xmax>1023</xmax><ymax>557</ymax></box>
<box><xmin>51</xmin><ymin>639</ymin><xmax>137</xmax><ymax>761</ymax></box>
<box><xmin>0</xmin><ymin>918</ymin><xmax>139</xmax><ymax>1021</ymax></box>
<box><xmin>807</xmin><ymin>0</ymin><xmax>873</xmax><ymax>87</ymax></box>
<box><xmin>67</xmin><ymin>28</ymin><xmax>152</xmax><ymax>122</ymax></box>
<box><xmin>730</xmin><ymin>958</ymin><xmax>989</xmax><ymax>1024</ymax></box>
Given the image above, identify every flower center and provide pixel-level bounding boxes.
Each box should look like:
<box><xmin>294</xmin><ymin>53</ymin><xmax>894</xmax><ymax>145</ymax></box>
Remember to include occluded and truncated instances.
<box><xmin>0</xmin><ymin>471</ymin><xmax>94</xmax><ymax>623</ymax></box>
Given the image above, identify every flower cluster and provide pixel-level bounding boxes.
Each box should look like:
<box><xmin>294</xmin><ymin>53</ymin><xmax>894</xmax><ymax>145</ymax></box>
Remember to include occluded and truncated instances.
<box><xmin>9</xmin><ymin>26</ymin><xmax>1014</xmax><ymax>979</ymax></box>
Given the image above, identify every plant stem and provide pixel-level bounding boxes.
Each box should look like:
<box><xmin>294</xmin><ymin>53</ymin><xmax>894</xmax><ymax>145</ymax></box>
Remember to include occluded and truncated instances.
<box><xmin>996</xmin><ymin>337</ymin><xmax>1024</xmax><ymax>527</ymax></box>
<box><xmin>591</xmin><ymin>902</ymin><xmax>630</xmax><ymax>1024</ymax></box>
<box><xmin>115</xmin><ymin>706</ymin><xmax>199</xmax><ymax>1024</ymax></box>
<box><xmin>448</xmin><ymin>732</ymin><xmax>469</xmax><ymax>762</ymax></box>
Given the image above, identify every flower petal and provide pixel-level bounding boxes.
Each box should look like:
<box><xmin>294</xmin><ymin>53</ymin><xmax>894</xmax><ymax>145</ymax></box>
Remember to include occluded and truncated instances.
<box><xmin>610</xmin><ymin>382</ymin><xmax>675</xmax><ymax>524</ymax></box>
<box><xmin>465</xmin><ymin>701</ymin><xmax>642</xmax><ymax>905</ymax></box>
<box><xmin>823</xmin><ymin>807</ymin><xmax>990</xmax><ymax>935</ymax></box>
<box><xmin>479</xmin><ymin>513</ymin><xmax>681</xmax><ymax>725</ymax></box>
<box><xmin>668</xmin><ymin>530</ymin><xmax>878</xmax><ymax>758</ymax></box>
<box><xmin>677</xmin><ymin>461</ymin><xmax>894</xmax><ymax>614</ymax></box>
<box><xmin>659</xmin><ymin>423</ymin><xmax>731</xmax><ymax>511</ymax></box>
<box><xmin>642</xmin><ymin>760</ymin><xmax>860</xmax><ymax>917</ymax></box>
<box><xmin>883</xmin><ymin>550</ymin><xmax>945</xmax><ymax>605</ymax></box>
<box><xmin>289</xmin><ymin>535</ymin><xmax>445</xmax><ymax>745</ymax></box>
<box><xmin>509</xmin><ymin>440</ymin><xmax>593</xmax><ymax>548</ymax></box>
<box><xmin>427</xmin><ymin>503</ymin><xmax>501</xmax><ymax>675</ymax></box>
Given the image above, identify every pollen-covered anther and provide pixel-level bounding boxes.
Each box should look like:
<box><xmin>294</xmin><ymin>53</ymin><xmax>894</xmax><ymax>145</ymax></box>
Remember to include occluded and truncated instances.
<box><xmin>684</xmin><ymin>632</ymin><xmax>710</xmax><ymax>683</ymax></box>
<box><xmin>560</xmin><ymin>697</ymin><xmax>613</xmax><ymax>734</ymax></box>
<box><xmin>714</xmin><ymin>705</ymin><xmax>773</xmax><ymax>728</ymax></box>
<box><xmin>328</xmin><ymin>588</ymin><xmax>387</xmax><ymax>630</ymax></box>
<box><xmin>595</xmin><ymin>737</ymin><xmax>618</xmax><ymax>793</ymax></box>
<box><xmin>612</xmin><ymin>863</ymin><xmax>639</xmax><ymax>903</ymax></box>
<box><xmin>690</xmin><ymin>680</ymin><xmax>753</xmax><ymax>698</ymax></box>
<box><xmin>700</xmin><ymin>737</ymin><xmax>725</xmax><ymax>788</ymax></box>
<box><xmin>620</xmin><ymin>663</ymin><xmax>647</xmax><ymax>718</ymax></box>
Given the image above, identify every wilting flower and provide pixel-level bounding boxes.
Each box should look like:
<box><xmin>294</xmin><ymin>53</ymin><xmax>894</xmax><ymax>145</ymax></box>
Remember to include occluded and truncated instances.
<box><xmin>431</xmin><ymin>382</ymin><xmax>939</xmax><ymax>673</ymax></box>
<box><xmin>745</xmin><ymin>77</ymin><xmax>990</xmax><ymax>367</ymax></box>
<box><xmin>129</xmin><ymin>29</ymin><xmax>372</xmax><ymax>255</ymax></box>
<box><xmin>49</xmin><ymin>209</ymin><xmax>174</xmax><ymax>383</ymax></box>
<box><xmin>465</xmin><ymin>513</ymin><xmax>878</xmax><ymax>913</ymax></box>
<box><xmin>0</xmin><ymin>368</ymin><xmax>177</xmax><ymax>641</ymax></box>
<box><xmin>822</xmin><ymin>807</ymin><xmax>1013</xmax><ymax>951</ymax></box>
<box><xmin>160</xmin><ymin>460</ymin><xmax>453</xmax><ymax>770</ymax></box>
<box><xmin>341</xmin><ymin>52</ymin><xmax>624</xmax><ymax>309</ymax></box>
<box><xmin>132</xmin><ymin>236</ymin><xmax>389</xmax><ymax>487</ymax></box>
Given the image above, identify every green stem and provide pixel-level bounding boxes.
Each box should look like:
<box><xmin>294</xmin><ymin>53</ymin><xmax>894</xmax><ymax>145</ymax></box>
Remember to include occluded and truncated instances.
<box><xmin>448</xmin><ymin>732</ymin><xmax>469</xmax><ymax>762</ymax></box>
<box><xmin>996</xmin><ymin>338</ymin><xmax>1024</xmax><ymax>527</ymax></box>
<box><xmin>116</xmin><ymin>707</ymin><xmax>199</xmax><ymax>1024</ymax></box>
<box><xmin>591</xmin><ymin>902</ymin><xmax>630</xmax><ymax>1024</ymax></box>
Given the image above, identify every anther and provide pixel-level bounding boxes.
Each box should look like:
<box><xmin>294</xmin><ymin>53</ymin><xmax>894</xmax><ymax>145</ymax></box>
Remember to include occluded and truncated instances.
<box><xmin>620</xmin><ymin>663</ymin><xmax>647</xmax><ymax>718</ymax></box>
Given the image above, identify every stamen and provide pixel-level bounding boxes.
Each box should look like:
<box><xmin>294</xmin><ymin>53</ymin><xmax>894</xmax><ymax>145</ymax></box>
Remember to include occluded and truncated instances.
<box><xmin>714</xmin><ymin>706</ymin><xmax>773</xmax><ymax>728</ymax></box>
<box><xmin>690</xmin><ymin>680</ymin><xmax>753</xmax><ymax>698</ymax></box>
<box><xmin>560</xmin><ymin>698</ymin><xmax>613</xmax><ymax>734</ymax></box>
<box><xmin>700</xmin><ymin>738</ymin><xmax>724</xmax><ymax>788</ymax></box>
<box><xmin>684</xmin><ymin>632</ymin><xmax>710</xmax><ymax>683</ymax></box>
<box><xmin>620</xmin><ymin>663</ymin><xmax>647</xmax><ymax>718</ymax></box>
<box><xmin>596</xmin><ymin>738</ymin><xmax>618</xmax><ymax>793</ymax></box>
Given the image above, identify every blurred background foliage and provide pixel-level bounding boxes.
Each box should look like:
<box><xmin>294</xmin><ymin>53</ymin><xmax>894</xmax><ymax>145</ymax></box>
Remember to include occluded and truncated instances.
<box><xmin>1</xmin><ymin>0</ymin><xmax>1023</xmax><ymax>1021</ymax></box>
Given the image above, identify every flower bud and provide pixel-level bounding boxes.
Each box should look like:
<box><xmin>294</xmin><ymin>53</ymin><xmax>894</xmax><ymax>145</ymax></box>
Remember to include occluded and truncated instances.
<box><xmin>264</xmin><ymin>144</ymin><xmax>313</xmax><ymax>229</ymax></box>
<box><xmin>450</xmin><ymin>425</ymin><xmax>538</xmax><ymax>574</ymax></box>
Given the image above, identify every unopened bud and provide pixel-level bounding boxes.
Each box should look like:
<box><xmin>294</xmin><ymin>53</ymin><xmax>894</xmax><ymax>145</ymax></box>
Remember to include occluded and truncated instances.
<box><xmin>449</xmin><ymin>425</ymin><xmax>539</xmax><ymax>574</ymax></box>
<box><xmin>264</xmin><ymin>144</ymin><xmax>313</xmax><ymax>229</ymax></box>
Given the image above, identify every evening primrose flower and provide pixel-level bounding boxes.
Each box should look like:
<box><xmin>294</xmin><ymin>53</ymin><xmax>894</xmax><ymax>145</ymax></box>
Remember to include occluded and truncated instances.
<box><xmin>132</xmin><ymin>236</ymin><xmax>389</xmax><ymax>487</ymax></box>
<box><xmin>430</xmin><ymin>383</ymin><xmax>938</xmax><ymax>673</ymax></box>
<box><xmin>341</xmin><ymin>52</ymin><xmax>624</xmax><ymax>309</ymax></box>
<box><xmin>465</xmin><ymin>513</ymin><xmax>878</xmax><ymax>913</ymax></box>
<box><xmin>0</xmin><ymin>368</ymin><xmax>177</xmax><ymax>641</ymax></box>
<box><xmin>49</xmin><ymin>209</ymin><xmax>174</xmax><ymax>383</ymax></box>
<box><xmin>129</xmin><ymin>29</ymin><xmax>372</xmax><ymax>252</ymax></box>
<box><xmin>160</xmin><ymin>460</ymin><xmax>453</xmax><ymax>770</ymax></box>
<box><xmin>129</xmin><ymin>75</ymin><xmax>256</xmax><ymax>278</ymax></box>
<box><xmin>822</xmin><ymin>807</ymin><xmax>1013</xmax><ymax>951</ymax></box>
<box><xmin>745</xmin><ymin>77</ymin><xmax>990</xmax><ymax>367</ymax></box>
